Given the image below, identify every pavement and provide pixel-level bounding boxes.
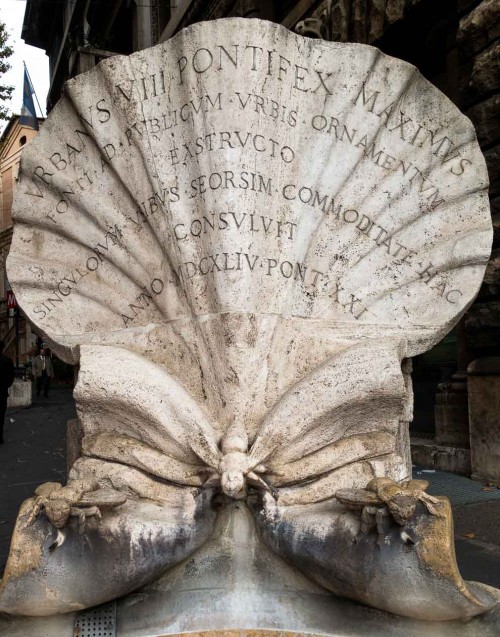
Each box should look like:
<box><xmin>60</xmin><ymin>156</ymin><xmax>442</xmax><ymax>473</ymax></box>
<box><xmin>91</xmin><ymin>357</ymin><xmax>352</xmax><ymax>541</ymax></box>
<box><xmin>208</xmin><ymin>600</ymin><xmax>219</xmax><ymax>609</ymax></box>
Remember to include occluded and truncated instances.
<box><xmin>0</xmin><ymin>387</ymin><xmax>74</xmax><ymax>574</ymax></box>
<box><xmin>417</xmin><ymin>465</ymin><xmax>500</xmax><ymax>589</ymax></box>
<box><xmin>0</xmin><ymin>393</ymin><xmax>499</xmax><ymax>589</ymax></box>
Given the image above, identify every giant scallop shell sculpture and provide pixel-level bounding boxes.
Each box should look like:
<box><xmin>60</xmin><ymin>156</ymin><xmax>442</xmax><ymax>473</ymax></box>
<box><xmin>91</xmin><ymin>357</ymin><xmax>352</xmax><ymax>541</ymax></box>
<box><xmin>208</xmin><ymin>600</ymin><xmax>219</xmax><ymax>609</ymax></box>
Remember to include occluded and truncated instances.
<box><xmin>1</xmin><ymin>18</ymin><xmax>497</xmax><ymax>624</ymax></box>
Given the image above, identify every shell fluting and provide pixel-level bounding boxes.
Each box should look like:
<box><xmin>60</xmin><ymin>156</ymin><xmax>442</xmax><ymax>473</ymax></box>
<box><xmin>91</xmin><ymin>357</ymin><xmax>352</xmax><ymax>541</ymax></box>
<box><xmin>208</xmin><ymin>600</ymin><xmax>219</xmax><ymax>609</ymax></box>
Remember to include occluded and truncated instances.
<box><xmin>7</xmin><ymin>19</ymin><xmax>491</xmax><ymax>367</ymax></box>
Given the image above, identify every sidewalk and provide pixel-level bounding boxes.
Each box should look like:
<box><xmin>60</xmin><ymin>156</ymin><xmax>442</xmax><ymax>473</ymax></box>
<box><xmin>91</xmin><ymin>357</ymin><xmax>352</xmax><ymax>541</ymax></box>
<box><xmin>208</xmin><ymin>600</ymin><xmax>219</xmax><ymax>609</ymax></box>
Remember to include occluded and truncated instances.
<box><xmin>0</xmin><ymin>387</ymin><xmax>75</xmax><ymax>574</ymax></box>
<box><xmin>0</xmin><ymin>394</ymin><xmax>499</xmax><ymax>589</ymax></box>
<box><xmin>416</xmin><ymin>465</ymin><xmax>500</xmax><ymax>588</ymax></box>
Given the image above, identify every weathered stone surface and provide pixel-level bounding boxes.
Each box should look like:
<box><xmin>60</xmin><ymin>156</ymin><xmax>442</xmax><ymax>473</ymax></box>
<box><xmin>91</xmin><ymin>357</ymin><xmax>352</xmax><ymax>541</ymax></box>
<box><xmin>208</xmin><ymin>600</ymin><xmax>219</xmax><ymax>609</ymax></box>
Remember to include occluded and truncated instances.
<box><xmin>469</xmin><ymin>42</ymin><xmax>500</xmax><ymax>96</ymax></box>
<box><xmin>66</xmin><ymin>418</ymin><xmax>83</xmax><ymax>472</ymax></box>
<box><xmin>0</xmin><ymin>490</ymin><xmax>215</xmax><ymax>616</ymax></box>
<box><xmin>7</xmin><ymin>501</ymin><xmax>500</xmax><ymax>637</ymax></box>
<box><xmin>466</xmin><ymin>95</ymin><xmax>500</xmax><ymax>147</ymax></box>
<box><xmin>458</xmin><ymin>0</ymin><xmax>500</xmax><ymax>58</ymax></box>
<box><xmin>6</xmin><ymin>379</ymin><xmax>32</xmax><ymax>408</ymax></box>
<box><xmin>385</xmin><ymin>0</ymin><xmax>405</xmax><ymax>24</ymax></box>
<box><xmin>484</xmin><ymin>145</ymin><xmax>500</xmax><ymax>195</ymax></box>
<box><xmin>7</xmin><ymin>21</ymin><xmax>492</xmax><ymax>360</ymax></box>
<box><xmin>484</xmin><ymin>248</ymin><xmax>500</xmax><ymax>284</ymax></box>
<box><xmin>468</xmin><ymin>357</ymin><xmax>500</xmax><ymax>485</ymax></box>
<box><xmin>465</xmin><ymin>300</ymin><xmax>500</xmax><ymax>348</ymax></box>
<box><xmin>254</xmin><ymin>494</ymin><xmax>499</xmax><ymax>621</ymax></box>
<box><xmin>435</xmin><ymin>381</ymin><xmax>470</xmax><ymax>448</ymax></box>
<box><xmin>0</xmin><ymin>17</ymin><xmax>495</xmax><ymax>624</ymax></box>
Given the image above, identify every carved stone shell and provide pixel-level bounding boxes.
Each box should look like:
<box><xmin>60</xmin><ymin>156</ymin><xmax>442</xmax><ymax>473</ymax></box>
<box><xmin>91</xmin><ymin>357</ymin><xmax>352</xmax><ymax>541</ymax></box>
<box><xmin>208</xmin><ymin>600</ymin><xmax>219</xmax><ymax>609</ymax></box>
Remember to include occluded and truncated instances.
<box><xmin>7</xmin><ymin>19</ymin><xmax>491</xmax><ymax>371</ymax></box>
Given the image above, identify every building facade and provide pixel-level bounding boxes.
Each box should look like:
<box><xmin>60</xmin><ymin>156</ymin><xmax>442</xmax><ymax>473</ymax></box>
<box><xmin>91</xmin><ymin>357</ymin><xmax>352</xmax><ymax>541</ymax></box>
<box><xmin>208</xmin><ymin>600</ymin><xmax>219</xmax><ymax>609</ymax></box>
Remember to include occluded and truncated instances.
<box><xmin>0</xmin><ymin>115</ymin><xmax>44</xmax><ymax>367</ymax></box>
<box><xmin>21</xmin><ymin>0</ymin><xmax>500</xmax><ymax>480</ymax></box>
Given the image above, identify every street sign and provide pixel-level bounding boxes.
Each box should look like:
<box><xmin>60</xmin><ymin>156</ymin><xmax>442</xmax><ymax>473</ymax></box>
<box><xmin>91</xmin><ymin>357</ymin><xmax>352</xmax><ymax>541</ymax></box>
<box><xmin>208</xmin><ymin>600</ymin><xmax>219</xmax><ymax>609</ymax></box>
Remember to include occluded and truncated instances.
<box><xmin>6</xmin><ymin>290</ymin><xmax>17</xmax><ymax>309</ymax></box>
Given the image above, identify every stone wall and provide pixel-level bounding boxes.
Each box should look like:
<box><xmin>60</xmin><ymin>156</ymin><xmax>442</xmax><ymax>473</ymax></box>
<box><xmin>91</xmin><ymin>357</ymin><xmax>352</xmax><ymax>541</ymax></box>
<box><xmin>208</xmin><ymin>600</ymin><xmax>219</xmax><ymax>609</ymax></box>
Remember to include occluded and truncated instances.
<box><xmin>7</xmin><ymin>379</ymin><xmax>32</xmax><ymax>408</ymax></box>
<box><xmin>460</xmin><ymin>0</ymin><xmax>500</xmax><ymax>356</ymax></box>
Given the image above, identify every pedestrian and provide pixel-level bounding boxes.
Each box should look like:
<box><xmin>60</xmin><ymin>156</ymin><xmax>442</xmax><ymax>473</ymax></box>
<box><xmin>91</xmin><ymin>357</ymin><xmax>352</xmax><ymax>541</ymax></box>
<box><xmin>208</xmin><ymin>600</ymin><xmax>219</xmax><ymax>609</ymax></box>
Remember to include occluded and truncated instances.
<box><xmin>32</xmin><ymin>348</ymin><xmax>54</xmax><ymax>398</ymax></box>
<box><xmin>0</xmin><ymin>340</ymin><xmax>15</xmax><ymax>444</ymax></box>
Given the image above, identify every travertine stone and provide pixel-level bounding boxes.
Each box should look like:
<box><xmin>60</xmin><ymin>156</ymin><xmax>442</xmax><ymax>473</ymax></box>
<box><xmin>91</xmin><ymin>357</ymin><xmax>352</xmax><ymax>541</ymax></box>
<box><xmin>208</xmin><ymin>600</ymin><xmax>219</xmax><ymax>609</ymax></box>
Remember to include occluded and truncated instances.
<box><xmin>468</xmin><ymin>357</ymin><xmax>500</xmax><ymax>485</ymax></box>
<box><xmin>484</xmin><ymin>248</ymin><xmax>500</xmax><ymax>284</ymax></box>
<box><xmin>465</xmin><ymin>300</ymin><xmax>500</xmax><ymax>348</ymax></box>
<box><xmin>7</xmin><ymin>21</ymin><xmax>492</xmax><ymax>359</ymax></box>
<box><xmin>484</xmin><ymin>145</ymin><xmax>500</xmax><ymax>195</ymax></box>
<box><xmin>458</xmin><ymin>0</ymin><xmax>500</xmax><ymax>58</ymax></box>
<box><xmin>469</xmin><ymin>42</ymin><xmax>500</xmax><ymax>96</ymax></box>
<box><xmin>1</xmin><ymin>17</ymin><xmax>495</xmax><ymax>624</ymax></box>
<box><xmin>466</xmin><ymin>95</ymin><xmax>500</xmax><ymax>147</ymax></box>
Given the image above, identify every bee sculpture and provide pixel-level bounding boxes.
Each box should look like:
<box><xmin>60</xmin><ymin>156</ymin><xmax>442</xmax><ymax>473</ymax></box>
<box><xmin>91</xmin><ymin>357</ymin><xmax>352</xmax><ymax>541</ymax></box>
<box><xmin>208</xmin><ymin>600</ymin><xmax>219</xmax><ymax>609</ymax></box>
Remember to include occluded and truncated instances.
<box><xmin>335</xmin><ymin>477</ymin><xmax>443</xmax><ymax>539</ymax></box>
<box><xmin>201</xmin><ymin>422</ymin><xmax>277</xmax><ymax>499</ymax></box>
<box><xmin>26</xmin><ymin>479</ymin><xmax>127</xmax><ymax>550</ymax></box>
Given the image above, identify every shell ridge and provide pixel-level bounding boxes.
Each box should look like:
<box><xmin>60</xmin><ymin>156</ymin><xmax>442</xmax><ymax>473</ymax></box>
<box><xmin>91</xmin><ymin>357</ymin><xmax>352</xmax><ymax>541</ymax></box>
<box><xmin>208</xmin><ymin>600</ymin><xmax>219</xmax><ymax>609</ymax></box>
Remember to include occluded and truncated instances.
<box><xmin>274</xmin><ymin>394</ymin><xmax>403</xmax><ymax>464</ymax></box>
<box><xmin>333</xmin><ymin>188</ymin><xmax>490</xmax><ymax>299</ymax></box>
<box><xmin>118</xmin><ymin>53</ymin><xmax>248</xmax><ymax>409</ymax></box>
<box><xmin>345</xmin><ymin>224</ymin><xmax>490</xmax><ymax>305</ymax></box>
<box><xmin>249</xmin><ymin>339</ymin><xmax>404</xmax><ymax>464</ymax></box>
<box><xmin>6</xmin><ymin>18</ymin><xmax>492</xmax><ymax>378</ymax></box>
<box><xmin>76</xmin><ymin>345</ymin><xmax>221</xmax><ymax>467</ymax></box>
<box><xmin>292</xmin><ymin>53</ymin><xmax>416</xmax><ymax>314</ymax></box>
<box><xmin>66</xmin><ymin>61</ymin><xmax>193</xmax><ymax>326</ymax></box>
<box><xmin>86</xmin><ymin>62</ymin><xmax>192</xmax><ymax>322</ymax></box>
<box><xmin>11</xmin><ymin>210</ymin><xmax>166</xmax><ymax>297</ymax></box>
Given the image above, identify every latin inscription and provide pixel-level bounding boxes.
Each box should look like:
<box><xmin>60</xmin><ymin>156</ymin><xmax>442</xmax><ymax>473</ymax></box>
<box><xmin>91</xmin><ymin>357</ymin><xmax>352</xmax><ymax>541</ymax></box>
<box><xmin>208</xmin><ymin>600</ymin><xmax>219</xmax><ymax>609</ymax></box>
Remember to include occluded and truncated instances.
<box><xmin>281</xmin><ymin>183</ymin><xmax>463</xmax><ymax>304</ymax></box>
<box><xmin>22</xmin><ymin>39</ymin><xmax>473</xmax><ymax>329</ymax></box>
<box><xmin>310</xmin><ymin>115</ymin><xmax>444</xmax><ymax>211</ymax></box>
<box><xmin>176</xmin><ymin>45</ymin><xmax>334</xmax><ymax>95</ymax></box>
<box><xmin>168</xmin><ymin>131</ymin><xmax>295</xmax><ymax>168</ymax></box>
<box><xmin>174</xmin><ymin>212</ymin><xmax>297</xmax><ymax>242</ymax></box>
<box><xmin>354</xmin><ymin>83</ymin><xmax>472</xmax><ymax>176</ymax></box>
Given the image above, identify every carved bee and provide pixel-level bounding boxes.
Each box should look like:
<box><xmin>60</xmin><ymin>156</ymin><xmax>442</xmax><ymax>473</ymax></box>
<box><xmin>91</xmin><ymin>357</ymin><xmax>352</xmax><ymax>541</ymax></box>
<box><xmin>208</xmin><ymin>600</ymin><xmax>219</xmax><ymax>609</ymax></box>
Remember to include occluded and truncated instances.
<box><xmin>200</xmin><ymin>422</ymin><xmax>277</xmax><ymax>499</ymax></box>
<box><xmin>26</xmin><ymin>479</ymin><xmax>127</xmax><ymax>550</ymax></box>
<box><xmin>335</xmin><ymin>477</ymin><xmax>443</xmax><ymax>538</ymax></box>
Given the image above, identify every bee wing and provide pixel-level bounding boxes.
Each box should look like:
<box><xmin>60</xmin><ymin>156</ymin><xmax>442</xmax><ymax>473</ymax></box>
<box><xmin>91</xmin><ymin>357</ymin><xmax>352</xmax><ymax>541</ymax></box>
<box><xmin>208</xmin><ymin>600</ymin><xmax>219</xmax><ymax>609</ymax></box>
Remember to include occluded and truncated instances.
<box><xmin>74</xmin><ymin>345</ymin><xmax>221</xmax><ymax>485</ymax></box>
<box><xmin>78</xmin><ymin>488</ymin><xmax>127</xmax><ymax>507</ymax></box>
<box><xmin>34</xmin><ymin>482</ymin><xmax>63</xmax><ymax>497</ymax></box>
<box><xmin>335</xmin><ymin>488</ymin><xmax>382</xmax><ymax>508</ymax></box>
<box><xmin>249</xmin><ymin>340</ymin><xmax>406</xmax><ymax>503</ymax></box>
<box><xmin>404</xmin><ymin>479</ymin><xmax>430</xmax><ymax>492</ymax></box>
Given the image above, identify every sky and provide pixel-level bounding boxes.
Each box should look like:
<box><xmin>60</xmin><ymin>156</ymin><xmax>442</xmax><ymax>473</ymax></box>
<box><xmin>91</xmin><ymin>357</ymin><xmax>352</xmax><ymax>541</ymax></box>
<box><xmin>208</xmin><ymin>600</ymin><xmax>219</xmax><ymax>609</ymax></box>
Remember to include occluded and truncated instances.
<box><xmin>0</xmin><ymin>0</ymin><xmax>50</xmax><ymax>132</ymax></box>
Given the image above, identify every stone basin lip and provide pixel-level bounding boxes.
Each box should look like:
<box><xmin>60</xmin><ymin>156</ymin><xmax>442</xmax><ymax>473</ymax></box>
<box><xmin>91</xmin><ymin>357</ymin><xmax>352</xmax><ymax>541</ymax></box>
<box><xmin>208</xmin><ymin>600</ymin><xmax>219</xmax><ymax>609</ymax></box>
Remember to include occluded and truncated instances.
<box><xmin>1</xmin><ymin>593</ymin><xmax>500</xmax><ymax>637</ymax></box>
<box><xmin>1</xmin><ymin>485</ymin><xmax>500</xmax><ymax>634</ymax></box>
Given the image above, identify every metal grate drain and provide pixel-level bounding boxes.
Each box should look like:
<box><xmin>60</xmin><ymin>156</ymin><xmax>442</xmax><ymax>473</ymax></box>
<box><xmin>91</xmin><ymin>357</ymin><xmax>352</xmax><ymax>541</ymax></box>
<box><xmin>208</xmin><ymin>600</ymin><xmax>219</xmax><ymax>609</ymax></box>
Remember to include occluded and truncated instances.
<box><xmin>74</xmin><ymin>601</ymin><xmax>116</xmax><ymax>637</ymax></box>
